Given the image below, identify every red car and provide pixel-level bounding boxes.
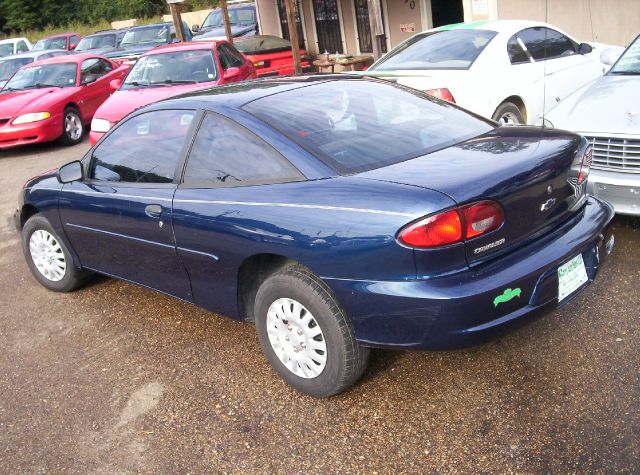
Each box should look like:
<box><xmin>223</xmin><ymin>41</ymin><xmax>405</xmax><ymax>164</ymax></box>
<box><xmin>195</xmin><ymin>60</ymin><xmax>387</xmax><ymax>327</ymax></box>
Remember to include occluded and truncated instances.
<box><xmin>32</xmin><ymin>33</ymin><xmax>81</xmax><ymax>52</ymax></box>
<box><xmin>0</xmin><ymin>54</ymin><xmax>129</xmax><ymax>149</ymax></box>
<box><xmin>234</xmin><ymin>35</ymin><xmax>310</xmax><ymax>77</ymax></box>
<box><xmin>89</xmin><ymin>40</ymin><xmax>255</xmax><ymax>145</ymax></box>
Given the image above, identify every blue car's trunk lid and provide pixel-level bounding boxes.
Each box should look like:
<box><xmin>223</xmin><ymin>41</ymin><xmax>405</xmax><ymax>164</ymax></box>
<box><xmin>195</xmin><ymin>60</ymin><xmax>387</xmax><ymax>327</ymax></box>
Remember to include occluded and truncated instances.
<box><xmin>358</xmin><ymin>126</ymin><xmax>589</xmax><ymax>266</ymax></box>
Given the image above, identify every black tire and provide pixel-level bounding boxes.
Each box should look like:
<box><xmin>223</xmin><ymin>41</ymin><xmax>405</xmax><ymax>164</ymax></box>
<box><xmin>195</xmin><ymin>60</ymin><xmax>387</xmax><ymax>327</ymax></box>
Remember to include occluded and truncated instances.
<box><xmin>254</xmin><ymin>265</ymin><xmax>369</xmax><ymax>398</ymax></box>
<box><xmin>491</xmin><ymin>101</ymin><xmax>525</xmax><ymax>125</ymax></box>
<box><xmin>21</xmin><ymin>214</ymin><xmax>90</xmax><ymax>292</ymax></box>
<box><xmin>59</xmin><ymin>107</ymin><xmax>84</xmax><ymax>146</ymax></box>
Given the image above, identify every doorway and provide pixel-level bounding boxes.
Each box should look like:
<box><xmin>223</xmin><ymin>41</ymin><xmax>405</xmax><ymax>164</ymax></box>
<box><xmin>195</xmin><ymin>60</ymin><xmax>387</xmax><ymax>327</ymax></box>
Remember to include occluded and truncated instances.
<box><xmin>353</xmin><ymin>0</ymin><xmax>387</xmax><ymax>54</ymax></box>
<box><xmin>430</xmin><ymin>0</ymin><xmax>464</xmax><ymax>28</ymax></box>
<box><xmin>312</xmin><ymin>0</ymin><xmax>344</xmax><ymax>54</ymax></box>
<box><xmin>277</xmin><ymin>0</ymin><xmax>306</xmax><ymax>49</ymax></box>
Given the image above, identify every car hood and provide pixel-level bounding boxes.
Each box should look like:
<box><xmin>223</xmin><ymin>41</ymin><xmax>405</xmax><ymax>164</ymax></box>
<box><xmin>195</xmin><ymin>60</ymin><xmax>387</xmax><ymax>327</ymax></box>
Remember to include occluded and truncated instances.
<box><xmin>95</xmin><ymin>82</ymin><xmax>220</xmax><ymax>123</ymax></box>
<box><xmin>0</xmin><ymin>87</ymin><xmax>74</xmax><ymax>117</ymax></box>
<box><xmin>546</xmin><ymin>75</ymin><xmax>640</xmax><ymax>135</ymax></box>
<box><xmin>195</xmin><ymin>24</ymin><xmax>255</xmax><ymax>40</ymax></box>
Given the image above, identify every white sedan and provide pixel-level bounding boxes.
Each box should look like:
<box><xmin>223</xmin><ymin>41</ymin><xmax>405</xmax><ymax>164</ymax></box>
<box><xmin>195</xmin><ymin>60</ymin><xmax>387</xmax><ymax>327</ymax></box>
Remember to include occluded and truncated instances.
<box><xmin>545</xmin><ymin>34</ymin><xmax>640</xmax><ymax>215</ymax></box>
<box><xmin>359</xmin><ymin>20</ymin><xmax>614</xmax><ymax>125</ymax></box>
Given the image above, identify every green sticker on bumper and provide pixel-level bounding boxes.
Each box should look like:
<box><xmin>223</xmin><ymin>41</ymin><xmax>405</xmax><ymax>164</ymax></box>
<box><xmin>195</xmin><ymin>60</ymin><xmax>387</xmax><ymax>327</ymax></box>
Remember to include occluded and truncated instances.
<box><xmin>493</xmin><ymin>288</ymin><xmax>521</xmax><ymax>307</ymax></box>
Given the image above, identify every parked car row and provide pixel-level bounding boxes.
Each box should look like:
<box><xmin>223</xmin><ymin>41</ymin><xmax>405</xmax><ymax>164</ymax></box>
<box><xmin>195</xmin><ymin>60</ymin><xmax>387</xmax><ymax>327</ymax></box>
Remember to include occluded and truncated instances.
<box><xmin>0</xmin><ymin>2</ymin><xmax>306</xmax><ymax>151</ymax></box>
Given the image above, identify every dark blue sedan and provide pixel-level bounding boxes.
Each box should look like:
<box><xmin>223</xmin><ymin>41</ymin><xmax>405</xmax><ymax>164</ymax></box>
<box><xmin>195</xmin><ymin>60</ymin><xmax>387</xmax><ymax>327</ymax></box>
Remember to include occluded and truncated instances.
<box><xmin>16</xmin><ymin>75</ymin><xmax>615</xmax><ymax>397</ymax></box>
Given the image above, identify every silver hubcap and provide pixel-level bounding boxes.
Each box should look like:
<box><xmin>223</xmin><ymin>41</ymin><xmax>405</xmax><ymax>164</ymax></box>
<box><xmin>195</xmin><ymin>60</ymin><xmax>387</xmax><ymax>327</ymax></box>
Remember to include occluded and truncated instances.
<box><xmin>498</xmin><ymin>111</ymin><xmax>521</xmax><ymax>125</ymax></box>
<box><xmin>266</xmin><ymin>298</ymin><xmax>327</xmax><ymax>379</ymax></box>
<box><xmin>65</xmin><ymin>113</ymin><xmax>82</xmax><ymax>140</ymax></box>
<box><xmin>29</xmin><ymin>229</ymin><xmax>67</xmax><ymax>282</ymax></box>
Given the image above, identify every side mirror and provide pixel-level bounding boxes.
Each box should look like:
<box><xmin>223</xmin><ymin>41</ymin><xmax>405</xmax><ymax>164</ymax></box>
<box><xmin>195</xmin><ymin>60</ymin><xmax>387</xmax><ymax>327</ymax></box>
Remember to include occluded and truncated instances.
<box><xmin>578</xmin><ymin>42</ymin><xmax>593</xmax><ymax>55</ymax></box>
<box><xmin>192</xmin><ymin>24</ymin><xmax>200</xmax><ymax>33</ymax></box>
<box><xmin>70</xmin><ymin>43</ymin><xmax>77</xmax><ymax>50</ymax></box>
<box><xmin>57</xmin><ymin>161</ymin><xmax>83</xmax><ymax>184</ymax></box>
<box><xmin>223</xmin><ymin>67</ymin><xmax>240</xmax><ymax>80</ymax></box>
<box><xmin>110</xmin><ymin>78</ymin><xmax>122</xmax><ymax>92</ymax></box>
<box><xmin>81</xmin><ymin>75</ymin><xmax>97</xmax><ymax>85</ymax></box>
<box><xmin>600</xmin><ymin>47</ymin><xmax>621</xmax><ymax>66</ymax></box>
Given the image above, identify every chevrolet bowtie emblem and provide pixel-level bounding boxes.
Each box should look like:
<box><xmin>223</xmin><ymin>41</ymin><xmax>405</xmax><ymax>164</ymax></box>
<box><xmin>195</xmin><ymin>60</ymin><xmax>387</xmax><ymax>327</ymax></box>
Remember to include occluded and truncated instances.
<box><xmin>540</xmin><ymin>197</ymin><xmax>556</xmax><ymax>212</ymax></box>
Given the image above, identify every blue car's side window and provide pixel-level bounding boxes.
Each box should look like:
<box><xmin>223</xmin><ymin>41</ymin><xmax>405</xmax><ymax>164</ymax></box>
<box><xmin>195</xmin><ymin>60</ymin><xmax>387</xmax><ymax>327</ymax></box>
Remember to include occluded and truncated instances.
<box><xmin>181</xmin><ymin>113</ymin><xmax>304</xmax><ymax>188</ymax></box>
<box><xmin>90</xmin><ymin>110</ymin><xmax>196</xmax><ymax>184</ymax></box>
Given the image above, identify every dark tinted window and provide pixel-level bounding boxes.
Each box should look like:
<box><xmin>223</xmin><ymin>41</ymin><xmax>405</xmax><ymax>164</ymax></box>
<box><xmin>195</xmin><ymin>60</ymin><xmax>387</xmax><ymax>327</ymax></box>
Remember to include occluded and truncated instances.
<box><xmin>507</xmin><ymin>35</ymin><xmax>529</xmax><ymax>64</ymax></box>
<box><xmin>183</xmin><ymin>113</ymin><xmax>303</xmax><ymax>187</ymax></box>
<box><xmin>518</xmin><ymin>27</ymin><xmax>577</xmax><ymax>61</ymax></box>
<box><xmin>218</xmin><ymin>43</ymin><xmax>245</xmax><ymax>69</ymax></box>
<box><xmin>91</xmin><ymin>110</ymin><xmax>196</xmax><ymax>183</ymax></box>
<box><xmin>244</xmin><ymin>80</ymin><xmax>493</xmax><ymax>174</ymax></box>
<box><xmin>372</xmin><ymin>29</ymin><xmax>497</xmax><ymax>71</ymax></box>
<box><xmin>80</xmin><ymin>58</ymin><xmax>112</xmax><ymax>83</ymax></box>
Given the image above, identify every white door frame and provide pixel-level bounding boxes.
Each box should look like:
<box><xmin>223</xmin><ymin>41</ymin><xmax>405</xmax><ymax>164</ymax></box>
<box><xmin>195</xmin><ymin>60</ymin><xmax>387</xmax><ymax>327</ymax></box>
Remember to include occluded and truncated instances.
<box><xmin>421</xmin><ymin>0</ymin><xmax>433</xmax><ymax>30</ymax></box>
<box><xmin>350</xmin><ymin>0</ymin><xmax>391</xmax><ymax>55</ymax></box>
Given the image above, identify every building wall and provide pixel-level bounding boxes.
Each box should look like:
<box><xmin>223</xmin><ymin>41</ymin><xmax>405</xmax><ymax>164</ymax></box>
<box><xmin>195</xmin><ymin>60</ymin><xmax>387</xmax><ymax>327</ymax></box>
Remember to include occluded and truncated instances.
<box><xmin>493</xmin><ymin>0</ymin><xmax>637</xmax><ymax>46</ymax></box>
<box><xmin>255</xmin><ymin>0</ymin><xmax>635</xmax><ymax>60</ymax></box>
<box><xmin>385</xmin><ymin>0</ymin><xmax>426</xmax><ymax>46</ymax></box>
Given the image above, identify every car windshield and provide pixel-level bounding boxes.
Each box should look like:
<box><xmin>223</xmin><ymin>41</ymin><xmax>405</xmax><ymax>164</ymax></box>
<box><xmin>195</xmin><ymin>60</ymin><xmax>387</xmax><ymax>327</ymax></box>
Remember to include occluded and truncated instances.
<box><xmin>121</xmin><ymin>25</ymin><xmax>168</xmax><ymax>47</ymax></box>
<box><xmin>123</xmin><ymin>49</ymin><xmax>217</xmax><ymax>89</ymax></box>
<box><xmin>371</xmin><ymin>29</ymin><xmax>497</xmax><ymax>71</ymax></box>
<box><xmin>3</xmin><ymin>63</ymin><xmax>77</xmax><ymax>91</ymax></box>
<box><xmin>76</xmin><ymin>34</ymin><xmax>116</xmax><ymax>51</ymax></box>
<box><xmin>235</xmin><ymin>35</ymin><xmax>292</xmax><ymax>54</ymax></box>
<box><xmin>0</xmin><ymin>44</ymin><xmax>14</xmax><ymax>56</ymax></box>
<box><xmin>610</xmin><ymin>35</ymin><xmax>640</xmax><ymax>75</ymax></box>
<box><xmin>0</xmin><ymin>57</ymin><xmax>33</xmax><ymax>80</ymax></box>
<box><xmin>244</xmin><ymin>80</ymin><xmax>494</xmax><ymax>174</ymax></box>
<box><xmin>33</xmin><ymin>37</ymin><xmax>67</xmax><ymax>51</ymax></box>
<box><xmin>202</xmin><ymin>7</ymin><xmax>256</xmax><ymax>28</ymax></box>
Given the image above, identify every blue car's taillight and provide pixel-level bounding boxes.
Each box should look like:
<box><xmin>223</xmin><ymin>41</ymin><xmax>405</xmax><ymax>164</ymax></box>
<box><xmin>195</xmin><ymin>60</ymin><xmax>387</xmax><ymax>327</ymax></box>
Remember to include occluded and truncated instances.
<box><xmin>398</xmin><ymin>200</ymin><xmax>504</xmax><ymax>249</ymax></box>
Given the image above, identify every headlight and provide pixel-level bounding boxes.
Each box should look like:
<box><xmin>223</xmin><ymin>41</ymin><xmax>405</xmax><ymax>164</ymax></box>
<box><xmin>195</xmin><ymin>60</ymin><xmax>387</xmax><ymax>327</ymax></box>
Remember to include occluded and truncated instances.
<box><xmin>13</xmin><ymin>112</ymin><xmax>51</xmax><ymax>124</ymax></box>
<box><xmin>91</xmin><ymin>118</ymin><xmax>111</xmax><ymax>133</ymax></box>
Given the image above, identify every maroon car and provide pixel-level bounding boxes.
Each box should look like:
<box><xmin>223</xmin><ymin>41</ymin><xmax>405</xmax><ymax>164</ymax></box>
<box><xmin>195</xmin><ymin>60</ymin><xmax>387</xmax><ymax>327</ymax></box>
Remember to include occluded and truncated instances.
<box><xmin>32</xmin><ymin>33</ymin><xmax>81</xmax><ymax>52</ymax></box>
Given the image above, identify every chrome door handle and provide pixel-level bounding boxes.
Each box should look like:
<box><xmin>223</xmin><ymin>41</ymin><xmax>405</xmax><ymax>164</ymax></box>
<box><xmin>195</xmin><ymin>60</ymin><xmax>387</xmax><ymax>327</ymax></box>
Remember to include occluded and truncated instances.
<box><xmin>144</xmin><ymin>204</ymin><xmax>163</xmax><ymax>218</ymax></box>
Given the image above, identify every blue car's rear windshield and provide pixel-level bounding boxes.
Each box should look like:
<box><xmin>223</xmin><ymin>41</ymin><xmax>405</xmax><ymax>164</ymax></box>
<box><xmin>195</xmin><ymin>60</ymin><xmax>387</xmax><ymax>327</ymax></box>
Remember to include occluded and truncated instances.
<box><xmin>243</xmin><ymin>79</ymin><xmax>494</xmax><ymax>174</ymax></box>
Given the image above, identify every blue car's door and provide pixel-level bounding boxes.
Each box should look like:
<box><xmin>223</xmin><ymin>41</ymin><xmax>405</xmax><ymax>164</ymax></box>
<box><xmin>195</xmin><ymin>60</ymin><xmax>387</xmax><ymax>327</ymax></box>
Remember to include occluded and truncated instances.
<box><xmin>58</xmin><ymin>109</ymin><xmax>199</xmax><ymax>300</ymax></box>
<box><xmin>172</xmin><ymin>112</ymin><xmax>305</xmax><ymax>314</ymax></box>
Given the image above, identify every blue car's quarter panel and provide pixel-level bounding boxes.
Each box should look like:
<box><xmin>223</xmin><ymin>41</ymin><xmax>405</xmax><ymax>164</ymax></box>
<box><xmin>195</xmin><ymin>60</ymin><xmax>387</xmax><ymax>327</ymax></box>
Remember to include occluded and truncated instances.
<box><xmin>58</xmin><ymin>181</ymin><xmax>192</xmax><ymax>300</ymax></box>
<box><xmin>171</xmin><ymin>176</ymin><xmax>457</xmax><ymax>317</ymax></box>
<box><xmin>325</xmin><ymin>197</ymin><xmax>614</xmax><ymax>349</ymax></box>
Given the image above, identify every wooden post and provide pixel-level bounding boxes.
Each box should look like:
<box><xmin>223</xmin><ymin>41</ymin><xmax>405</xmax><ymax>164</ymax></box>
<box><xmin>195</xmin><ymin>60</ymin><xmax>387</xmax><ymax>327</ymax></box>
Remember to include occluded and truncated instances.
<box><xmin>367</xmin><ymin>0</ymin><xmax>385</xmax><ymax>60</ymax></box>
<box><xmin>168</xmin><ymin>0</ymin><xmax>186</xmax><ymax>43</ymax></box>
<box><xmin>284</xmin><ymin>0</ymin><xmax>302</xmax><ymax>75</ymax></box>
<box><xmin>219</xmin><ymin>0</ymin><xmax>234</xmax><ymax>44</ymax></box>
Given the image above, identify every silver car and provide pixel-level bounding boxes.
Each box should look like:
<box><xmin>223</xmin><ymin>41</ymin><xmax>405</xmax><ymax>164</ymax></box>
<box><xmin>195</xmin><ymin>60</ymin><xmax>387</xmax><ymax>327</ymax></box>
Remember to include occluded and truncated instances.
<box><xmin>546</xmin><ymin>34</ymin><xmax>640</xmax><ymax>215</ymax></box>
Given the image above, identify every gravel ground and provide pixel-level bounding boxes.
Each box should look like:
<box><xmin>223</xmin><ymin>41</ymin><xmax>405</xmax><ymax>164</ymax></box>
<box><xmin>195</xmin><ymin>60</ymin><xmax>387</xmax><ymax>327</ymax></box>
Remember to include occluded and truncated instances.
<box><xmin>0</xmin><ymin>140</ymin><xmax>638</xmax><ymax>474</ymax></box>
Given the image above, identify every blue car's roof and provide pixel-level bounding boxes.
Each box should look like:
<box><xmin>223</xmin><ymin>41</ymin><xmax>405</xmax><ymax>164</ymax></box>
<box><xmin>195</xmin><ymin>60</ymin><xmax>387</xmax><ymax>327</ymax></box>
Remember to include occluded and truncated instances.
<box><xmin>158</xmin><ymin>74</ymin><xmax>364</xmax><ymax>111</ymax></box>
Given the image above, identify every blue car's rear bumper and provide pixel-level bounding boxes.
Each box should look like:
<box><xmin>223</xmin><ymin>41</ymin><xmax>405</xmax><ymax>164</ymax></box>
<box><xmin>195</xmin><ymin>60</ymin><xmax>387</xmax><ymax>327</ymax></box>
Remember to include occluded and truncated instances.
<box><xmin>325</xmin><ymin>197</ymin><xmax>615</xmax><ymax>350</ymax></box>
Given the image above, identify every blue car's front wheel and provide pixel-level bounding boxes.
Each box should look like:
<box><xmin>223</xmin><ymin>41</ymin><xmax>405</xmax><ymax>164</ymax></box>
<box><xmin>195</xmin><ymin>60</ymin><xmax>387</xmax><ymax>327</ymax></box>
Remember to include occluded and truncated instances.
<box><xmin>255</xmin><ymin>265</ymin><xmax>369</xmax><ymax>398</ymax></box>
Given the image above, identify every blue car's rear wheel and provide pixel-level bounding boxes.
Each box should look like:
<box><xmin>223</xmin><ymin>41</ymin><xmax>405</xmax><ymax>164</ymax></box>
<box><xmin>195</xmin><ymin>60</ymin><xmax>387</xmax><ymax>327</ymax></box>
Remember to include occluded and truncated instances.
<box><xmin>255</xmin><ymin>265</ymin><xmax>369</xmax><ymax>398</ymax></box>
